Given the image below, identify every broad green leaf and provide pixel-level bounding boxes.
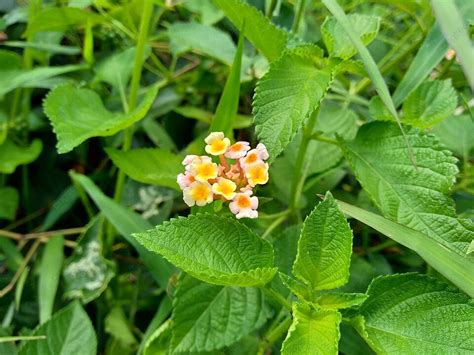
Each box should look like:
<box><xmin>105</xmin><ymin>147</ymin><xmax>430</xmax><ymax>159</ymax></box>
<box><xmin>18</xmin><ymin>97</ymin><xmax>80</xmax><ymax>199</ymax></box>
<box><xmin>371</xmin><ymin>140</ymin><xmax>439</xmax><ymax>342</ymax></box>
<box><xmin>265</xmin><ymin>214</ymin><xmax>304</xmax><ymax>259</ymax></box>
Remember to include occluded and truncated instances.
<box><xmin>0</xmin><ymin>139</ymin><xmax>42</xmax><ymax>174</ymax></box>
<box><xmin>354</xmin><ymin>273</ymin><xmax>474</xmax><ymax>353</ymax></box>
<box><xmin>38</xmin><ymin>236</ymin><xmax>64</xmax><ymax>324</ymax></box>
<box><xmin>432</xmin><ymin>114</ymin><xmax>474</xmax><ymax>159</ymax></box>
<box><xmin>209</xmin><ymin>27</ymin><xmax>244</xmax><ymax>135</ymax></box>
<box><xmin>341</xmin><ymin>121</ymin><xmax>474</xmax><ymax>257</ymax></box>
<box><xmin>337</xmin><ymin>200</ymin><xmax>474</xmax><ymax>297</ymax></box>
<box><xmin>168</xmin><ymin>22</ymin><xmax>237</xmax><ymax>65</ymax></box>
<box><xmin>293</xmin><ymin>192</ymin><xmax>353</xmax><ymax>291</ymax></box>
<box><xmin>63</xmin><ymin>218</ymin><xmax>115</xmax><ymax>303</ymax></box>
<box><xmin>213</xmin><ymin>0</ymin><xmax>288</xmax><ymax>61</ymax></box>
<box><xmin>134</xmin><ymin>214</ymin><xmax>277</xmax><ymax>287</ymax></box>
<box><xmin>432</xmin><ymin>0</ymin><xmax>474</xmax><ymax>89</ymax></box>
<box><xmin>44</xmin><ymin>84</ymin><xmax>158</xmax><ymax>153</ymax></box>
<box><xmin>279</xmin><ymin>273</ymin><xmax>311</xmax><ymax>301</ymax></box>
<box><xmin>40</xmin><ymin>186</ymin><xmax>78</xmax><ymax>231</ymax></box>
<box><xmin>0</xmin><ymin>50</ymin><xmax>84</xmax><ymax>98</ymax></box>
<box><xmin>94</xmin><ymin>47</ymin><xmax>149</xmax><ymax>91</ymax></box>
<box><xmin>0</xmin><ymin>187</ymin><xmax>19</xmax><ymax>221</ymax></box>
<box><xmin>402</xmin><ymin>80</ymin><xmax>457</xmax><ymax>128</ymax></box>
<box><xmin>171</xmin><ymin>275</ymin><xmax>268</xmax><ymax>352</ymax></box>
<box><xmin>253</xmin><ymin>45</ymin><xmax>332</xmax><ymax>160</ymax></box>
<box><xmin>281</xmin><ymin>303</ymin><xmax>341</xmax><ymax>355</ymax></box>
<box><xmin>18</xmin><ymin>301</ymin><xmax>97</xmax><ymax>355</ymax></box>
<box><xmin>105</xmin><ymin>307</ymin><xmax>137</xmax><ymax>349</ymax></box>
<box><xmin>26</xmin><ymin>7</ymin><xmax>102</xmax><ymax>35</ymax></box>
<box><xmin>70</xmin><ymin>172</ymin><xmax>174</xmax><ymax>288</ymax></box>
<box><xmin>369</xmin><ymin>96</ymin><xmax>394</xmax><ymax>121</ymax></box>
<box><xmin>106</xmin><ymin>148</ymin><xmax>182</xmax><ymax>190</ymax></box>
<box><xmin>321</xmin><ymin>14</ymin><xmax>380</xmax><ymax>60</ymax></box>
<box><xmin>315</xmin><ymin>293</ymin><xmax>367</xmax><ymax>310</ymax></box>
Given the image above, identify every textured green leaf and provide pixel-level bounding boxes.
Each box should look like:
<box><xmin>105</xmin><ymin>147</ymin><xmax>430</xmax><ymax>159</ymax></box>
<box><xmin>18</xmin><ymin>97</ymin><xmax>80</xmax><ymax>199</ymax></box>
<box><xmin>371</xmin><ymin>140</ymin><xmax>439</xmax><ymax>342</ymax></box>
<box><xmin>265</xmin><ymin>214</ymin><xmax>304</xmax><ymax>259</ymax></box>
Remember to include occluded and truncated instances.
<box><xmin>0</xmin><ymin>50</ymin><xmax>84</xmax><ymax>98</ymax></box>
<box><xmin>432</xmin><ymin>114</ymin><xmax>474</xmax><ymax>159</ymax></box>
<box><xmin>0</xmin><ymin>139</ymin><xmax>42</xmax><ymax>174</ymax></box>
<box><xmin>106</xmin><ymin>148</ymin><xmax>182</xmax><ymax>190</ymax></box>
<box><xmin>315</xmin><ymin>292</ymin><xmax>367</xmax><ymax>310</ymax></box>
<box><xmin>134</xmin><ymin>214</ymin><xmax>277</xmax><ymax>287</ymax></box>
<box><xmin>18</xmin><ymin>302</ymin><xmax>97</xmax><ymax>355</ymax></box>
<box><xmin>168</xmin><ymin>22</ymin><xmax>237</xmax><ymax>65</ymax></box>
<box><xmin>342</xmin><ymin>121</ymin><xmax>473</xmax><ymax>256</ymax></box>
<box><xmin>279</xmin><ymin>273</ymin><xmax>311</xmax><ymax>301</ymax></box>
<box><xmin>281</xmin><ymin>303</ymin><xmax>341</xmax><ymax>355</ymax></box>
<box><xmin>171</xmin><ymin>275</ymin><xmax>268</xmax><ymax>352</ymax></box>
<box><xmin>293</xmin><ymin>192</ymin><xmax>353</xmax><ymax>291</ymax></box>
<box><xmin>209</xmin><ymin>28</ymin><xmax>244</xmax><ymax>135</ymax></box>
<box><xmin>94</xmin><ymin>47</ymin><xmax>141</xmax><ymax>90</ymax></box>
<box><xmin>355</xmin><ymin>273</ymin><xmax>474</xmax><ymax>354</ymax></box>
<box><xmin>253</xmin><ymin>46</ymin><xmax>332</xmax><ymax>160</ymax></box>
<box><xmin>0</xmin><ymin>187</ymin><xmax>19</xmax><ymax>221</ymax></box>
<box><xmin>70</xmin><ymin>172</ymin><xmax>173</xmax><ymax>288</ymax></box>
<box><xmin>212</xmin><ymin>0</ymin><xmax>288</xmax><ymax>61</ymax></box>
<box><xmin>368</xmin><ymin>96</ymin><xmax>394</xmax><ymax>122</ymax></box>
<box><xmin>38</xmin><ymin>236</ymin><xmax>64</xmax><ymax>324</ymax></box>
<box><xmin>44</xmin><ymin>84</ymin><xmax>158</xmax><ymax>153</ymax></box>
<box><xmin>26</xmin><ymin>7</ymin><xmax>102</xmax><ymax>35</ymax></box>
<box><xmin>321</xmin><ymin>14</ymin><xmax>380</xmax><ymax>60</ymax></box>
<box><xmin>402</xmin><ymin>80</ymin><xmax>457</xmax><ymax>128</ymax></box>
<box><xmin>63</xmin><ymin>219</ymin><xmax>115</xmax><ymax>304</ymax></box>
<box><xmin>338</xmin><ymin>200</ymin><xmax>474</xmax><ymax>297</ymax></box>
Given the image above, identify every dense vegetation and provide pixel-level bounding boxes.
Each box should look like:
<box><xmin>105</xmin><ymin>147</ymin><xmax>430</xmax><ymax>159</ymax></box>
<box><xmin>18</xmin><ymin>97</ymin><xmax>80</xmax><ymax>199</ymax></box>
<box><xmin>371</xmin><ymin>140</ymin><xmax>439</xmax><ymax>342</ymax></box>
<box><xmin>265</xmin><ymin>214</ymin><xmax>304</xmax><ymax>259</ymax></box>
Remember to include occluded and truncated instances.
<box><xmin>0</xmin><ymin>0</ymin><xmax>473</xmax><ymax>354</ymax></box>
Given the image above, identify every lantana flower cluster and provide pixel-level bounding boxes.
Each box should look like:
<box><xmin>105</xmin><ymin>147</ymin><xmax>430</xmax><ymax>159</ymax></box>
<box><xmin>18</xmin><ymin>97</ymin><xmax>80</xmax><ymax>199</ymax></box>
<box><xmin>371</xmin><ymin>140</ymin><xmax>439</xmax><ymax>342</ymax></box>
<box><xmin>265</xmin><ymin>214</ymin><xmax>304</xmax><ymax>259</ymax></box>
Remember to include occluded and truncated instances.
<box><xmin>177</xmin><ymin>132</ymin><xmax>269</xmax><ymax>219</ymax></box>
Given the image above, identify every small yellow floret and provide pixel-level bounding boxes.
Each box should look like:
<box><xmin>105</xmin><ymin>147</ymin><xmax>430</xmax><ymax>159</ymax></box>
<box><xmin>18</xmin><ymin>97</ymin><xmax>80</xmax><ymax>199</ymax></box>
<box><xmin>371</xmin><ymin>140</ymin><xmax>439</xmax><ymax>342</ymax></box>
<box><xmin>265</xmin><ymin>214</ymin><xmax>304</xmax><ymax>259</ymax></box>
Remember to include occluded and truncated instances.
<box><xmin>183</xmin><ymin>181</ymin><xmax>213</xmax><ymax>207</ymax></box>
<box><xmin>212</xmin><ymin>178</ymin><xmax>237</xmax><ymax>200</ymax></box>
<box><xmin>246</xmin><ymin>162</ymin><xmax>269</xmax><ymax>187</ymax></box>
<box><xmin>204</xmin><ymin>132</ymin><xmax>230</xmax><ymax>156</ymax></box>
<box><xmin>190</xmin><ymin>161</ymin><xmax>218</xmax><ymax>182</ymax></box>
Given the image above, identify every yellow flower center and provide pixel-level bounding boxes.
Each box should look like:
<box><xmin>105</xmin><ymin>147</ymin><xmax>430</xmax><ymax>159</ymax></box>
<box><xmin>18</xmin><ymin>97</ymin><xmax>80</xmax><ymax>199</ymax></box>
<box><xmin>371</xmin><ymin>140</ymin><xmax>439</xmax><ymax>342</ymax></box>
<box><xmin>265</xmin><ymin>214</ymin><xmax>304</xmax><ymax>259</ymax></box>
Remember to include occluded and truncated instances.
<box><xmin>230</xmin><ymin>143</ymin><xmax>242</xmax><ymax>152</ymax></box>
<box><xmin>244</xmin><ymin>152</ymin><xmax>258</xmax><ymax>165</ymax></box>
<box><xmin>211</xmin><ymin>140</ymin><xmax>226</xmax><ymax>153</ymax></box>
<box><xmin>191</xmin><ymin>183</ymin><xmax>211</xmax><ymax>201</ymax></box>
<box><xmin>195</xmin><ymin>162</ymin><xmax>217</xmax><ymax>181</ymax></box>
<box><xmin>236</xmin><ymin>194</ymin><xmax>251</xmax><ymax>208</ymax></box>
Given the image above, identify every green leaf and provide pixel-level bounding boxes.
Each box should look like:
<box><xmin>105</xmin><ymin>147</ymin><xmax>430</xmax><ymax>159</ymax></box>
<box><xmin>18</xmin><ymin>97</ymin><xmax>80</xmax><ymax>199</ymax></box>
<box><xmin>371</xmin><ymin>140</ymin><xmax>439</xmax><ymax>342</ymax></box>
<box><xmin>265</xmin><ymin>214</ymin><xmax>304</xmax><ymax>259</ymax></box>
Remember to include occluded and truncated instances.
<box><xmin>105</xmin><ymin>307</ymin><xmax>138</xmax><ymax>349</ymax></box>
<box><xmin>70</xmin><ymin>172</ymin><xmax>174</xmax><ymax>288</ymax></box>
<box><xmin>168</xmin><ymin>22</ymin><xmax>237</xmax><ymax>65</ymax></box>
<box><xmin>2</xmin><ymin>41</ymin><xmax>81</xmax><ymax>55</ymax></box>
<box><xmin>38</xmin><ymin>236</ymin><xmax>64</xmax><ymax>324</ymax></box>
<box><xmin>321</xmin><ymin>14</ymin><xmax>380</xmax><ymax>60</ymax></box>
<box><xmin>432</xmin><ymin>0</ymin><xmax>474</xmax><ymax>89</ymax></box>
<box><xmin>94</xmin><ymin>47</ymin><xmax>143</xmax><ymax>90</ymax></box>
<box><xmin>337</xmin><ymin>200</ymin><xmax>474</xmax><ymax>297</ymax></box>
<box><xmin>315</xmin><ymin>292</ymin><xmax>367</xmax><ymax>310</ymax></box>
<box><xmin>253</xmin><ymin>45</ymin><xmax>332</xmax><ymax>160</ymax></box>
<box><xmin>44</xmin><ymin>84</ymin><xmax>158</xmax><ymax>153</ymax></box>
<box><xmin>134</xmin><ymin>214</ymin><xmax>277</xmax><ymax>287</ymax></box>
<box><xmin>212</xmin><ymin>0</ymin><xmax>288</xmax><ymax>61</ymax></box>
<box><xmin>209</xmin><ymin>27</ymin><xmax>244</xmax><ymax>135</ymax></box>
<box><xmin>26</xmin><ymin>7</ymin><xmax>103</xmax><ymax>35</ymax></box>
<box><xmin>0</xmin><ymin>187</ymin><xmax>19</xmax><ymax>221</ymax></box>
<box><xmin>401</xmin><ymin>80</ymin><xmax>457</xmax><ymax>128</ymax></box>
<box><xmin>0</xmin><ymin>50</ymin><xmax>84</xmax><ymax>98</ymax></box>
<box><xmin>106</xmin><ymin>148</ymin><xmax>182</xmax><ymax>190</ymax></box>
<box><xmin>281</xmin><ymin>303</ymin><xmax>341</xmax><ymax>355</ymax></box>
<box><xmin>293</xmin><ymin>192</ymin><xmax>353</xmax><ymax>291</ymax></box>
<box><xmin>368</xmin><ymin>96</ymin><xmax>394</xmax><ymax>122</ymax></box>
<box><xmin>279</xmin><ymin>273</ymin><xmax>311</xmax><ymax>301</ymax></box>
<box><xmin>63</xmin><ymin>218</ymin><xmax>115</xmax><ymax>304</ymax></box>
<box><xmin>341</xmin><ymin>121</ymin><xmax>473</xmax><ymax>257</ymax></box>
<box><xmin>432</xmin><ymin>114</ymin><xmax>474</xmax><ymax>159</ymax></box>
<box><xmin>0</xmin><ymin>139</ymin><xmax>42</xmax><ymax>174</ymax></box>
<box><xmin>184</xmin><ymin>0</ymin><xmax>224</xmax><ymax>25</ymax></box>
<box><xmin>354</xmin><ymin>273</ymin><xmax>474</xmax><ymax>353</ymax></box>
<box><xmin>18</xmin><ymin>301</ymin><xmax>97</xmax><ymax>355</ymax></box>
<box><xmin>171</xmin><ymin>275</ymin><xmax>268</xmax><ymax>352</ymax></box>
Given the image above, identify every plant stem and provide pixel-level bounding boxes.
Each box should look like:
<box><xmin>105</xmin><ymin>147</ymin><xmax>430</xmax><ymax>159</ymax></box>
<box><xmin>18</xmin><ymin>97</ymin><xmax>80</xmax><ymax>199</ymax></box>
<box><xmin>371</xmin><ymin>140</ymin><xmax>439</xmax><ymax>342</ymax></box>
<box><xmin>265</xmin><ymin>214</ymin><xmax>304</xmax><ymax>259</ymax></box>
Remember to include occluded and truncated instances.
<box><xmin>258</xmin><ymin>209</ymin><xmax>291</xmax><ymax>220</ymax></box>
<box><xmin>113</xmin><ymin>0</ymin><xmax>155</xmax><ymax>205</ymax></box>
<box><xmin>266</xmin><ymin>0</ymin><xmax>278</xmax><ymax>18</ymax></box>
<box><xmin>261</xmin><ymin>285</ymin><xmax>292</xmax><ymax>311</ymax></box>
<box><xmin>310</xmin><ymin>134</ymin><xmax>339</xmax><ymax>145</ymax></box>
<box><xmin>289</xmin><ymin>109</ymin><xmax>319</xmax><ymax>215</ymax></box>
<box><xmin>291</xmin><ymin>0</ymin><xmax>307</xmax><ymax>33</ymax></box>
<box><xmin>258</xmin><ymin>315</ymin><xmax>292</xmax><ymax>355</ymax></box>
<box><xmin>261</xmin><ymin>215</ymin><xmax>287</xmax><ymax>240</ymax></box>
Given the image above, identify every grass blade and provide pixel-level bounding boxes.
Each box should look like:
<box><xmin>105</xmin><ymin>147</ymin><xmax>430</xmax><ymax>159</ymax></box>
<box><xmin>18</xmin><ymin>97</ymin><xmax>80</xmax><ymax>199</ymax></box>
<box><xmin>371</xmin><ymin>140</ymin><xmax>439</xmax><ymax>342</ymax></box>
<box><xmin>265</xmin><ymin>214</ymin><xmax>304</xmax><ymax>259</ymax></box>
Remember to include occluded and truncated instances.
<box><xmin>431</xmin><ymin>0</ymin><xmax>474</xmax><ymax>89</ymax></box>
<box><xmin>39</xmin><ymin>236</ymin><xmax>64</xmax><ymax>323</ymax></box>
<box><xmin>209</xmin><ymin>25</ymin><xmax>244</xmax><ymax>136</ymax></box>
<box><xmin>337</xmin><ymin>200</ymin><xmax>474</xmax><ymax>297</ymax></box>
<box><xmin>321</xmin><ymin>0</ymin><xmax>415</xmax><ymax>165</ymax></box>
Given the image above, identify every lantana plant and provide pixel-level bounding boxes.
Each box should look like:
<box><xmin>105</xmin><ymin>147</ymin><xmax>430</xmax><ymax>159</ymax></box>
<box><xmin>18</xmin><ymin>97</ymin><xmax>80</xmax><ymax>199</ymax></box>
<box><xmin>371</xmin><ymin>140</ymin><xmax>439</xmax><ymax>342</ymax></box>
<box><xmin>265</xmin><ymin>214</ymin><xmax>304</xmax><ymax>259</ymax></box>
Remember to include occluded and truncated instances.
<box><xmin>177</xmin><ymin>132</ymin><xmax>269</xmax><ymax>218</ymax></box>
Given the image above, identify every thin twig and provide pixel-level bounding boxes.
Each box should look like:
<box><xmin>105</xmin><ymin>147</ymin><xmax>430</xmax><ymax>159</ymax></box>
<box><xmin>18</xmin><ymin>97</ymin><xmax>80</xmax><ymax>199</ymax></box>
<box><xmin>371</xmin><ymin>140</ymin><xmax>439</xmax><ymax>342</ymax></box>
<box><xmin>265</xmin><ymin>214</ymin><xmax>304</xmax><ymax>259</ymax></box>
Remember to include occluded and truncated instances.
<box><xmin>0</xmin><ymin>239</ymin><xmax>41</xmax><ymax>298</ymax></box>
